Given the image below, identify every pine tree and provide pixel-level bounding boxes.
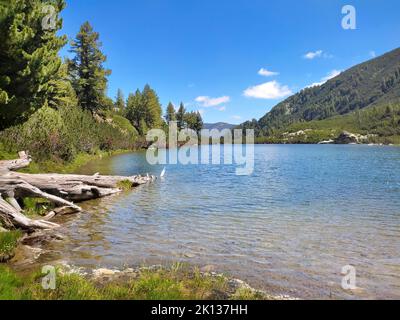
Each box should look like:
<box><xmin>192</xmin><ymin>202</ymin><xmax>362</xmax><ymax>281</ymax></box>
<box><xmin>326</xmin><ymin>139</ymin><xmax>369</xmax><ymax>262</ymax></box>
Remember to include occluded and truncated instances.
<box><xmin>68</xmin><ymin>21</ymin><xmax>111</xmax><ymax>112</ymax></box>
<box><xmin>47</xmin><ymin>62</ymin><xmax>78</xmax><ymax>109</ymax></box>
<box><xmin>184</xmin><ymin>111</ymin><xmax>203</xmax><ymax>133</ymax></box>
<box><xmin>195</xmin><ymin>111</ymin><xmax>204</xmax><ymax>133</ymax></box>
<box><xmin>125</xmin><ymin>89</ymin><xmax>143</xmax><ymax>131</ymax></box>
<box><xmin>0</xmin><ymin>0</ymin><xmax>67</xmax><ymax>129</ymax></box>
<box><xmin>177</xmin><ymin>102</ymin><xmax>186</xmax><ymax>130</ymax></box>
<box><xmin>114</xmin><ymin>89</ymin><xmax>125</xmax><ymax>113</ymax></box>
<box><xmin>142</xmin><ymin>84</ymin><xmax>162</xmax><ymax>129</ymax></box>
<box><xmin>165</xmin><ymin>102</ymin><xmax>176</xmax><ymax>123</ymax></box>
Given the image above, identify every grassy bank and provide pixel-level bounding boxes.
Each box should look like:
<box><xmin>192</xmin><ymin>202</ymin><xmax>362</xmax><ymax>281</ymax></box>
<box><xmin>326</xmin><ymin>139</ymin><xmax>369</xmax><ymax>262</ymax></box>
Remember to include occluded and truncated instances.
<box><xmin>0</xmin><ymin>265</ymin><xmax>265</xmax><ymax>300</ymax></box>
<box><xmin>0</xmin><ymin>231</ymin><xmax>22</xmax><ymax>263</ymax></box>
<box><xmin>19</xmin><ymin>149</ymin><xmax>133</xmax><ymax>174</ymax></box>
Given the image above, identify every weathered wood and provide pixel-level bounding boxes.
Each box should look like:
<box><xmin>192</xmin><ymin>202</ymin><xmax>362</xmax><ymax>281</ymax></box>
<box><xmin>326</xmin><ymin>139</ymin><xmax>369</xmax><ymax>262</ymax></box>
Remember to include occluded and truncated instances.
<box><xmin>1</xmin><ymin>172</ymin><xmax>153</xmax><ymax>202</ymax></box>
<box><xmin>6</xmin><ymin>197</ymin><xmax>22</xmax><ymax>212</ymax></box>
<box><xmin>0</xmin><ymin>151</ymin><xmax>155</xmax><ymax>231</ymax></box>
<box><xmin>0</xmin><ymin>195</ymin><xmax>60</xmax><ymax>230</ymax></box>
<box><xmin>0</xmin><ymin>151</ymin><xmax>31</xmax><ymax>174</ymax></box>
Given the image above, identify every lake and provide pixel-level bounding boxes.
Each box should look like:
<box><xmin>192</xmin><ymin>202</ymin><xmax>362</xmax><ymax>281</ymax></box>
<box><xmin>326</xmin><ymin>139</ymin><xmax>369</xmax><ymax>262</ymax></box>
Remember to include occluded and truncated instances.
<box><xmin>38</xmin><ymin>145</ymin><xmax>400</xmax><ymax>299</ymax></box>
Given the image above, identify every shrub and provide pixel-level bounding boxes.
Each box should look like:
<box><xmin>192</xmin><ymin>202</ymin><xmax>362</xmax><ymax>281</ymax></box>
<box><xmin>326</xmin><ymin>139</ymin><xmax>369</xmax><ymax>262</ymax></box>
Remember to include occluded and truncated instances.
<box><xmin>0</xmin><ymin>105</ymin><xmax>139</xmax><ymax>163</ymax></box>
<box><xmin>0</xmin><ymin>230</ymin><xmax>22</xmax><ymax>261</ymax></box>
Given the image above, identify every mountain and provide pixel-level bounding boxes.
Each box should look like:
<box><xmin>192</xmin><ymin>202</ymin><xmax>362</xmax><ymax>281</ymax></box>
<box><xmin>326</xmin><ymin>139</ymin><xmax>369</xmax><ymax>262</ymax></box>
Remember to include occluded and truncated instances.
<box><xmin>203</xmin><ymin>122</ymin><xmax>236</xmax><ymax>131</ymax></box>
<box><xmin>240</xmin><ymin>47</ymin><xmax>400</xmax><ymax>137</ymax></box>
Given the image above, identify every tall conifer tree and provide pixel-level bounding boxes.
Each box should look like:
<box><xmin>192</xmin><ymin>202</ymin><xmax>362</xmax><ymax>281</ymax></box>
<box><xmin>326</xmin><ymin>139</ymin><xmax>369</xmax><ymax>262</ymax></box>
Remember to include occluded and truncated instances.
<box><xmin>68</xmin><ymin>21</ymin><xmax>111</xmax><ymax>112</ymax></box>
<box><xmin>165</xmin><ymin>102</ymin><xmax>177</xmax><ymax>123</ymax></box>
<box><xmin>114</xmin><ymin>89</ymin><xmax>125</xmax><ymax>112</ymax></box>
<box><xmin>177</xmin><ymin>102</ymin><xmax>186</xmax><ymax>130</ymax></box>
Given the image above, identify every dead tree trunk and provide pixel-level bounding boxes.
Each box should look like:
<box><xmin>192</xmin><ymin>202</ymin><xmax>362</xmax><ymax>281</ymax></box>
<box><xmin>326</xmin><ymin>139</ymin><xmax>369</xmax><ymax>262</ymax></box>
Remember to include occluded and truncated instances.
<box><xmin>0</xmin><ymin>152</ymin><xmax>155</xmax><ymax>231</ymax></box>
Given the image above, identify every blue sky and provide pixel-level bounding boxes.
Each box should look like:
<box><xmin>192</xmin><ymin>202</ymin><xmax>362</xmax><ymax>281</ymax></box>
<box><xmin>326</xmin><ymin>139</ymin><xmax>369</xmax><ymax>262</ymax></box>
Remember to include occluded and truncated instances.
<box><xmin>60</xmin><ymin>0</ymin><xmax>400</xmax><ymax>124</ymax></box>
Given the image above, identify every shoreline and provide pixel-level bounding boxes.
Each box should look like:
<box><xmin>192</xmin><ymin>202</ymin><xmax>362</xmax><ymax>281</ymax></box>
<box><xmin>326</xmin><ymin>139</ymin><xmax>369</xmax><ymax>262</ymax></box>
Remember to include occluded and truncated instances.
<box><xmin>0</xmin><ymin>150</ymin><xmax>289</xmax><ymax>301</ymax></box>
<box><xmin>2</xmin><ymin>255</ymin><xmax>297</xmax><ymax>300</ymax></box>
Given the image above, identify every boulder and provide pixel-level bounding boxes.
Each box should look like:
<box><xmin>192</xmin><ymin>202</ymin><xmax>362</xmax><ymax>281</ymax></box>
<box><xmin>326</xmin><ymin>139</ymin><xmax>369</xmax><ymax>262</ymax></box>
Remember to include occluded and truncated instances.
<box><xmin>334</xmin><ymin>131</ymin><xmax>359</xmax><ymax>144</ymax></box>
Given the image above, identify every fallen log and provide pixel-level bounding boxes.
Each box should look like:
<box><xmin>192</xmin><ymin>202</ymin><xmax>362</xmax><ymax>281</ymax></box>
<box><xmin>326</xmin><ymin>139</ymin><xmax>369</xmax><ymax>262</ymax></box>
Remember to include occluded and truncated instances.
<box><xmin>0</xmin><ymin>195</ymin><xmax>59</xmax><ymax>230</ymax></box>
<box><xmin>0</xmin><ymin>151</ymin><xmax>155</xmax><ymax>231</ymax></box>
<box><xmin>0</xmin><ymin>151</ymin><xmax>32</xmax><ymax>174</ymax></box>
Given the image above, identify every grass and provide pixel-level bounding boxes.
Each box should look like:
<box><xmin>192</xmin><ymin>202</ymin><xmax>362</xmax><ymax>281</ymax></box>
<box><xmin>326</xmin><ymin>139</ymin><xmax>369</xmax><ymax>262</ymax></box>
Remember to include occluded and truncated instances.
<box><xmin>22</xmin><ymin>198</ymin><xmax>54</xmax><ymax>217</ymax></box>
<box><xmin>0</xmin><ymin>230</ymin><xmax>22</xmax><ymax>262</ymax></box>
<box><xmin>18</xmin><ymin>149</ymin><xmax>131</xmax><ymax>174</ymax></box>
<box><xmin>0</xmin><ymin>265</ymin><xmax>265</xmax><ymax>300</ymax></box>
<box><xmin>116</xmin><ymin>179</ymin><xmax>134</xmax><ymax>191</ymax></box>
<box><xmin>0</xmin><ymin>143</ymin><xmax>17</xmax><ymax>160</ymax></box>
<box><xmin>0</xmin><ymin>265</ymin><xmax>27</xmax><ymax>300</ymax></box>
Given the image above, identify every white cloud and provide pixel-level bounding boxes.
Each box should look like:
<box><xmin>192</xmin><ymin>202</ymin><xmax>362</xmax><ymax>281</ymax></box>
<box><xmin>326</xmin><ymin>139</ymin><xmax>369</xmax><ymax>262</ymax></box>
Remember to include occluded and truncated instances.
<box><xmin>198</xmin><ymin>109</ymin><xmax>205</xmax><ymax>115</ymax></box>
<box><xmin>218</xmin><ymin>106</ymin><xmax>226</xmax><ymax>111</ymax></box>
<box><xmin>195</xmin><ymin>95</ymin><xmax>230</xmax><ymax>107</ymax></box>
<box><xmin>243</xmin><ymin>81</ymin><xmax>292</xmax><ymax>99</ymax></box>
<box><xmin>258</xmin><ymin>68</ymin><xmax>279</xmax><ymax>77</ymax></box>
<box><xmin>232</xmin><ymin>115</ymin><xmax>242</xmax><ymax>120</ymax></box>
<box><xmin>304</xmin><ymin>50</ymin><xmax>333</xmax><ymax>60</ymax></box>
<box><xmin>369</xmin><ymin>51</ymin><xmax>376</xmax><ymax>58</ymax></box>
<box><xmin>306</xmin><ymin>69</ymin><xmax>342</xmax><ymax>88</ymax></box>
<box><xmin>304</xmin><ymin>50</ymin><xmax>323</xmax><ymax>60</ymax></box>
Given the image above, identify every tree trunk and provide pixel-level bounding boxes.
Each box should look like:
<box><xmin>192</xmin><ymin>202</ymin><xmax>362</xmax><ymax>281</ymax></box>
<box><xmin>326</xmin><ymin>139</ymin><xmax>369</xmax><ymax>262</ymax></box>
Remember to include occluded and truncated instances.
<box><xmin>0</xmin><ymin>151</ymin><xmax>155</xmax><ymax>231</ymax></box>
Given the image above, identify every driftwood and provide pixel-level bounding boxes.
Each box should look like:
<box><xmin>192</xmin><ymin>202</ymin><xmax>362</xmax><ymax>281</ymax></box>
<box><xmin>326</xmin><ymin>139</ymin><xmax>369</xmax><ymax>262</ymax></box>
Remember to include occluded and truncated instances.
<box><xmin>0</xmin><ymin>152</ymin><xmax>155</xmax><ymax>231</ymax></box>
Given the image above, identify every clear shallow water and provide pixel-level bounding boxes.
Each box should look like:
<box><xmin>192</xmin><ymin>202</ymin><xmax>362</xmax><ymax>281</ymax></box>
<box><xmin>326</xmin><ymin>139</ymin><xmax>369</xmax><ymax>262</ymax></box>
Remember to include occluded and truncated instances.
<box><xmin>40</xmin><ymin>145</ymin><xmax>400</xmax><ymax>299</ymax></box>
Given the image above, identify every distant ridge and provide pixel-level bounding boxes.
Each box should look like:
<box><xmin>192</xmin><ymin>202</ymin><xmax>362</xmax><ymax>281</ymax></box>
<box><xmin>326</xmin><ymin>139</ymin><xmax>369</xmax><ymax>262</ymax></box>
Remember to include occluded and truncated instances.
<box><xmin>240</xmin><ymin>47</ymin><xmax>400</xmax><ymax>136</ymax></box>
<box><xmin>203</xmin><ymin>122</ymin><xmax>236</xmax><ymax>131</ymax></box>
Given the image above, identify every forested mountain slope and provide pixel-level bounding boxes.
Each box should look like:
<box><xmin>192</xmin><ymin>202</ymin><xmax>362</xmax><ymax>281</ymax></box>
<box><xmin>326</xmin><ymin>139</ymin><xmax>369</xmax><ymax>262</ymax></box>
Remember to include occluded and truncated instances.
<box><xmin>241</xmin><ymin>47</ymin><xmax>400</xmax><ymax>136</ymax></box>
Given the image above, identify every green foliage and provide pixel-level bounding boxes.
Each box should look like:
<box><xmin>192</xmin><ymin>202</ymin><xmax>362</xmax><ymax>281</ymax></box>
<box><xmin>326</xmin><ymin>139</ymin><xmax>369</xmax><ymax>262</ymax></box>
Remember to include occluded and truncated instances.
<box><xmin>0</xmin><ymin>265</ymin><xmax>26</xmax><ymax>300</ymax></box>
<box><xmin>0</xmin><ymin>105</ymin><xmax>73</xmax><ymax>161</ymax></box>
<box><xmin>165</xmin><ymin>102</ymin><xmax>177</xmax><ymax>123</ymax></box>
<box><xmin>0</xmin><ymin>230</ymin><xmax>22</xmax><ymax>258</ymax></box>
<box><xmin>0</xmin><ymin>0</ymin><xmax>68</xmax><ymax>129</ymax></box>
<box><xmin>142</xmin><ymin>84</ymin><xmax>163</xmax><ymax>129</ymax></box>
<box><xmin>0</xmin><ymin>143</ymin><xmax>16</xmax><ymax>160</ymax></box>
<box><xmin>230</xmin><ymin>288</ymin><xmax>265</xmax><ymax>300</ymax></box>
<box><xmin>125</xmin><ymin>89</ymin><xmax>145</xmax><ymax>133</ymax></box>
<box><xmin>110</xmin><ymin>114</ymin><xmax>138</xmax><ymax>137</ymax></box>
<box><xmin>125</xmin><ymin>85</ymin><xmax>163</xmax><ymax>135</ymax></box>
<box><xmin>177</xmin><ymin>102</ymin><xmax>186</xmax><ymax>130</ymax></box>
<box><xmin>22</xmin><ymin>198</ymin><xmax>54</xmax><ymax>217</ymax></box>
<box><xmin>114</xmin><ymin>89</ymin><xmax>125</xmax><ymax>113</ymax></box>
<box><xmin>0</xmin><ymin>105</ymin><xmax>138</xmax><ymax>163</ymax></box>
<box><xmin>116</xmin><ymin>179</ymin><xmax>134</xmax><ymax>191</ymax></box>
<box><xmin>184</xmin><ymin>111</ymin><xmax>204</xmax><ymax>133</ymax></box>
<box><xmin>261</xmin><ymin>103</ymin><xmax>400</xmax><ymax>144</ymax></box>
<box><xmin>68</xmin><ymin>21</ymin><xmax>111</xmax><ymax>112</ymax></box>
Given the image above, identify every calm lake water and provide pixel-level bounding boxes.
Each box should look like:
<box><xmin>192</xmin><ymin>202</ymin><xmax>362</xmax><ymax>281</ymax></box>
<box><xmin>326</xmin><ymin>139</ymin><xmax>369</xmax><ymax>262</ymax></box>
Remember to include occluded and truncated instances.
<box><xmin>39</xmin><ymin>145</ymin><xmax>400</xmax><ymax>299</ymax></box>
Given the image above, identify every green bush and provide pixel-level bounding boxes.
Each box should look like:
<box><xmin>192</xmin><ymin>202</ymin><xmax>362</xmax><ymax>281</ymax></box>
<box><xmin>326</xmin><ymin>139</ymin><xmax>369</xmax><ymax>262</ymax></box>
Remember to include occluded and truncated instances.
<box><xmin>0</xmin><ymin>105</ymin><xmax>139</xmax><ymax>163</ymax></box>
<box><xmin>110</xmin><ymin>114</ymin><xmax>138</xmax><ymax>137</ymax></box>
<box><xmin>0</xmin><ymin>230</ymin><xmax>22</xmax><ymax>259</ymax></box>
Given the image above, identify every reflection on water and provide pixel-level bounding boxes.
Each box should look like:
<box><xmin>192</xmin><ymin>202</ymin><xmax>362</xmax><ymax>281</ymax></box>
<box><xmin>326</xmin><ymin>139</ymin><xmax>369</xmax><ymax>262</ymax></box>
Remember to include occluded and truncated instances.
<box><xmin>38</xmin><ymin>145</ymin><xmax>400</xmax><ymax>299</ymax></box>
